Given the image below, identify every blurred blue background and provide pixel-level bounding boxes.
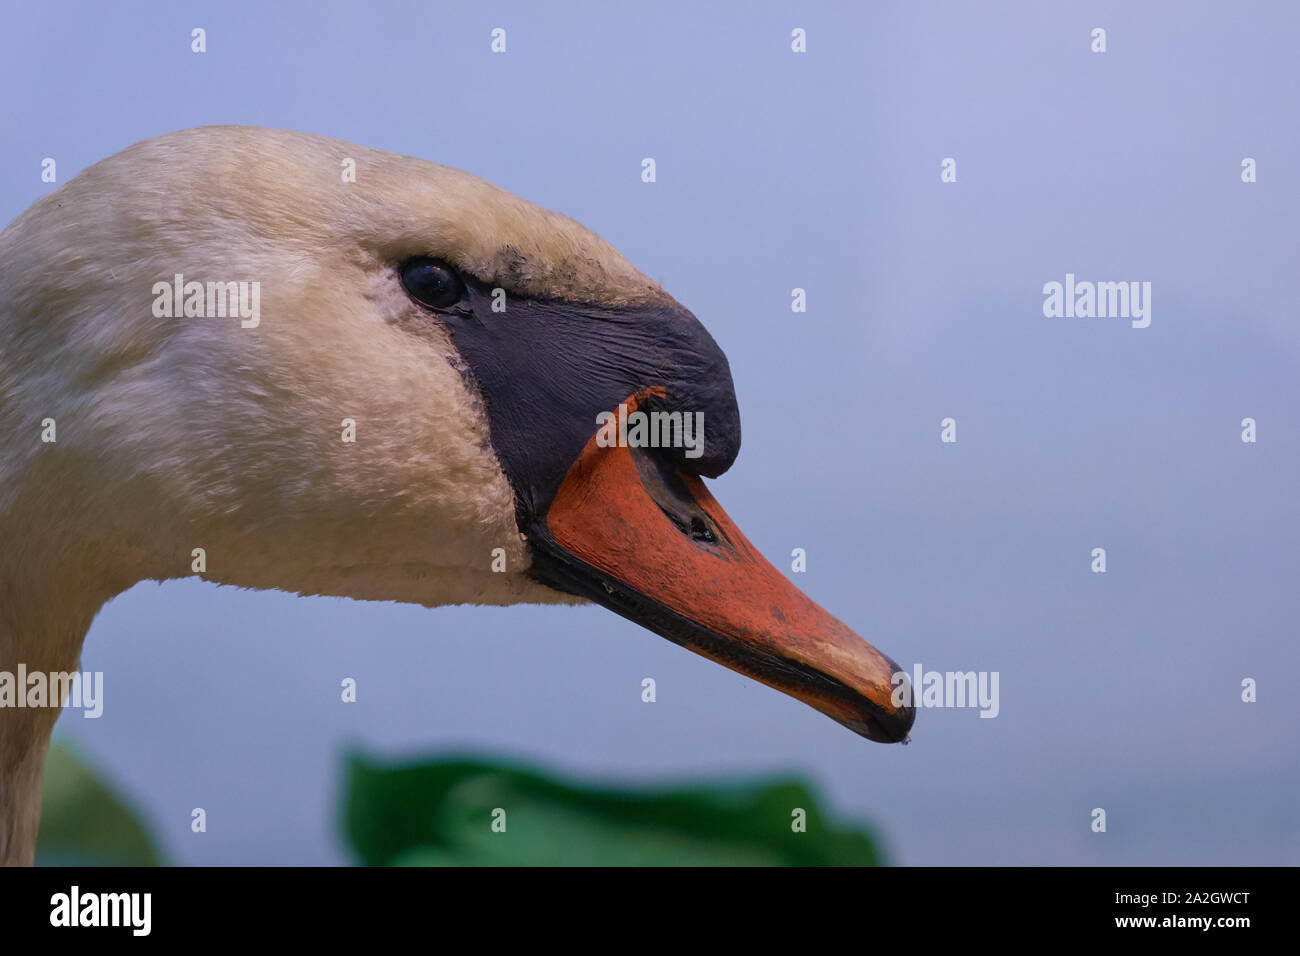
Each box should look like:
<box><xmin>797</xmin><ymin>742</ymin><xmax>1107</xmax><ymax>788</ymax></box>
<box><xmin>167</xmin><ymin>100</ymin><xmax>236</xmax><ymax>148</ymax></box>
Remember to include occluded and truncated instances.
<box><xmin>2</xmin><ymin>0</ymin><xmax>1297</xmax><ymax>864</ymax></box>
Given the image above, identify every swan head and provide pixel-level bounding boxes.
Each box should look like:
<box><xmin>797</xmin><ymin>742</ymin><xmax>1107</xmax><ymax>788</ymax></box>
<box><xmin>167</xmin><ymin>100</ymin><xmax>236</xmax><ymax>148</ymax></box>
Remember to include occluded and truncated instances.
<box><xmin>0</xmin><ymin>126</ymin><xmax>913</xmax><ymax>744</ymax></box>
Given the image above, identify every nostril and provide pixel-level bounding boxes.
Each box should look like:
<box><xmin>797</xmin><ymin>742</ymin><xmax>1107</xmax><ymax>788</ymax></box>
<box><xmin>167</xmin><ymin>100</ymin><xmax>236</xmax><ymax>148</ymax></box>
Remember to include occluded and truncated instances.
<box><xmin>654</xmin><ymin>503</ymin><xmax>692</xmax><ymax>537</ymax></box>
<box><xmin>688</xmin><ymin>516</ymin><xmax>716</xmax><ymax>543</ymax></box>
<box><xmin>635</xmin><ymin>446</ymin><xmax>725</xmax><ymax>547</ymax></box>
<box><xmin>655</xmin><ymin>505</ymin><xmax>720</xmax><ymax>545</ymax></box>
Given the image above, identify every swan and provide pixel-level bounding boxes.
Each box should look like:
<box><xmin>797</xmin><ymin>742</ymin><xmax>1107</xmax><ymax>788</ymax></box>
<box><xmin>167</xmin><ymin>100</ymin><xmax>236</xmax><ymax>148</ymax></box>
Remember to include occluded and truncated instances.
<box><xmin>0</xmin><ymin>126</ymin><xmax>913</xmax><ymax>865</ymax></box>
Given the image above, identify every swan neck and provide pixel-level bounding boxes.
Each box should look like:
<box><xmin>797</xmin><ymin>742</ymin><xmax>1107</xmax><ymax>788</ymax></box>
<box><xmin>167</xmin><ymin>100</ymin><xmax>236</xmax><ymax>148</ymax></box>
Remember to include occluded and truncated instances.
<box><xmin>0</xmin><ymin>542</ymin><xmax>114</xmax><ymax>865</ymax></box>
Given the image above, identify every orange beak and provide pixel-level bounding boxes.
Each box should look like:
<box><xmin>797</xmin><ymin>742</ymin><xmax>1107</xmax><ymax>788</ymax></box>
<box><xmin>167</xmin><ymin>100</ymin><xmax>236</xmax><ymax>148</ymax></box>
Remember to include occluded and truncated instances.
<box><xmin>530</xmin><ymin>391</ymin><xmax>914</xmax><ymax>743</ymax></box>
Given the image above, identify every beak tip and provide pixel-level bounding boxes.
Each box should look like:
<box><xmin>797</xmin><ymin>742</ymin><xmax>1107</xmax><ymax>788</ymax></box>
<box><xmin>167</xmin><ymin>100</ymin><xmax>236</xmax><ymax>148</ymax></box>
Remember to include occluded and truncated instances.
<box><xmin>881</xmin><ymin>666</ymin><xmax>919</xmax><ymax>744</ymax></box>
<box><xmin>836</xmin><ymin>701</ymin><xmax>916</xmax><ymax>745</ymax></box>
<box><xmin>843</xmin><ymin>664</ymin><xmax>917</xmax><ymax>744</ymax></box>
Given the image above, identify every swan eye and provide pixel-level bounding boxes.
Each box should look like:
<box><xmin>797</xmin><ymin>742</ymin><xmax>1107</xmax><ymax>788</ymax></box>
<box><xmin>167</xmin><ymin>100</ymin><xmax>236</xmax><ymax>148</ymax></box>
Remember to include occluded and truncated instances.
<box><xmin>400</xmin><ymin>257</ymin><xmax>465</xmax><ymax>311</ymax></box>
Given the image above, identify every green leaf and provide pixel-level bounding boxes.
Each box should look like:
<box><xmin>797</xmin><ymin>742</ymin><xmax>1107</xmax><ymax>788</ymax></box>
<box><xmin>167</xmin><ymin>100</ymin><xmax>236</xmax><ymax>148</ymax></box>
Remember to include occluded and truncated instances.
<box><xmin>36</xmin><ymin>738</ymin><xmax>164</xmax><ymax>867</ymax></box>
<box><xmin>341</xmin><ymin>751</ymin><xmax>886</xmax><ymax>866</ymax></box>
